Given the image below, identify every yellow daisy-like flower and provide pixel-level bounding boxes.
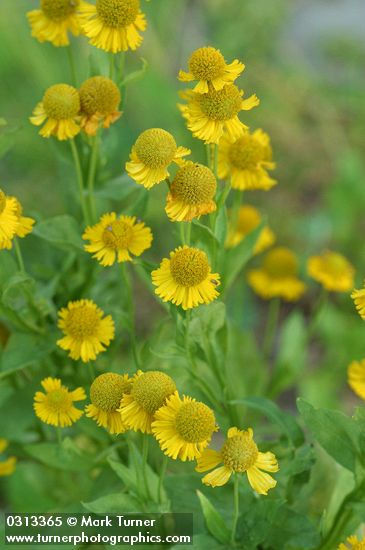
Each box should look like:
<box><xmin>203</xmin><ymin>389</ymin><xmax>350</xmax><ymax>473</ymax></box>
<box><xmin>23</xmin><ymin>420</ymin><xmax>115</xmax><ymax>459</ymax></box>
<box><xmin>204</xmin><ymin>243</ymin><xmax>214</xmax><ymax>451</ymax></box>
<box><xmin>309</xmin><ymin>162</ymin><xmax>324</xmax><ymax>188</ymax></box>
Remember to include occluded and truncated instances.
<box><xmin>179</xmin><ymin>85</ymin><xmax>259</xmax><ymax>144</ymax></box>
<box><xmin>307</xmin><ymin>251</ymin><xmax>355</xmax><ymax>292</ymax></box>
<box><xmin>119</xmin><ymin>370</ymin><xmax>176</xmax><ymax>434</ymax></box>
<box><xmin>126</xmin><ymin>128</ymin><xmax>191</xmax><ymax>189</ymax></box>
<box><xmin>347</xmin><ymin>360</ymin><xmax>365</xmax><ymax>400</ymax></box>
<box><xmin>27</xmin><ymin>0</ymin><xmax>86</xmax><ymax>47</ymax></box>
<box><xmin>196</xmin><ymin>427</ymin><xmax>278</xmax><ymax>495</ymax></box>
<box><xmin>0</xmin><ymin>439</ymin><xmax>16</xmax><ymax>477</ymax></box>
<box><xmin>226</xmin><ymin>205</ymin><xmax>275</xmax><ymax>254</ymax></box>
<box><xmin>165</xmin><ymin>162</ymin><xmax>217</xmax><ymax>222</ymax></box>
<box><xmin>86</xmin><ymin>372</ymin><xmax>132</xmax><ymax>434</ymax></box>
<box><xmin>218</xmin><ymin>130</ymin><xmax>276</xmax><ymax>190</ymax></box>
<box><xmin>57</xmin><ymin>299</ymin><xmax>115</xmax><ymax>362</ymax></box>
<box><xmin>339</xmin><ymin>536</ymin><xmax>365</xmax><ymax>550</ymax></box>
<box><xmin>152</xmin><ymin>392</ymin><xmax>217</xmax><ymax>461</ymax></box>
<box><xmin>352</xmin><ymin>282</ymin><xmax>365</xmax><ymax>320</ymax></box>
<box><xmin>79</xmin><ymin>76</ymin><xmax>122</xmax><ymax>136</ymax></box>
<box><xmin>152</xmin><ymin>246</ymin><xmax>220</xmax><ymax>310</ymax></box>
<box><xmin>80</xmin><ymin>0</ymin><xmax>147</xmax><ymax>53</ymax></box>
<box><xmin>83</xmin><ymin>213</ymin><xmax>152</xmax><ymax>266</ymax></box>
<box><xmin>33</xmin><ymin>377</ymin><xmax>86</xmax><ymax>428</ymax></box>
<box><xmin>247</xmin><ymin>247</ymin><xmax>306</xmax><ymax>302</ymax></box>
<box><xmin>30</xmin><ymin>83</ymin><xmax>81</xmax><ymax>141</ymax></box>
<box><xmin>13</xmin><ymin>198</ymin><xmax>35</xmax><ymax>241</ymax></box>
<box><xmin>178</xmin><ymin>46</ymin><xmax>244</xmax><ymax>94</ymax></box>
<box><xmin>0</xmin><ymin>190</ymin><xmax>22</xmax><ymax>250</ymax></box>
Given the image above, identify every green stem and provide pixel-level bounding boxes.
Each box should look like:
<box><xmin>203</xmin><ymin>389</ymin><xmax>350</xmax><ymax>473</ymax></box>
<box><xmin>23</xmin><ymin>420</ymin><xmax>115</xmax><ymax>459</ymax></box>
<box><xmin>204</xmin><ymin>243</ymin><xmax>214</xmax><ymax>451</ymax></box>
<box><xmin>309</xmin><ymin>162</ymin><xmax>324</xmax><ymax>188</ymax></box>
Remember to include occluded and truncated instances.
<box><xmin>66</xmin><ymin>46</ymin><xmax>77</xmax><ymax>87</ymax></box>
<box><xmin>185</xmin><ymin>222</ymin><xmax>191</xmax><ymax>246</ymax></box>
<box><xmin>231</xmin><ymin>475</ymin><xmax>240</xmax><ymax>544</ymax></box>
<box><xmin>142</xmin><ymin>436</ymin><xmax>151</xmax><ymax>502</ymax></box>
<box><xmin>109</xmin><ymin>53</ymin><xmax>115</xmax><ymax>80</ymax></box>
<box><xmin>87</xmin><ymin>133</ymin><xmax>99</xmax><ymax>222</ymax></box>
<box><xmin>263</xmin><ymin>297</ymin><xmax>280</xmax><ymax>360</ymax></box>
<box><xmin>158</xmin><ymin>455</ymin><xmax>168</xmax><ymax>504</ymax></box>
<box><xmin>14</xmin><ymin>239</ymin><xmax>25</xmax><ymax>272</ymax></box>
<box><xmin>307</xmin><ymin>288</ymin><xmax>328</xmax><ymax>338</ymax></box>
<box><xmin>121</xmin><ymin>263</ymin><xmax>140</xmax><ymax>369</ymax></box>
<box><xmin>70</xmin><ymin>139</ymin><xmax>90</xmax><ymax>226</ymax></box>
<box><xmin>179</xmin><ymin>223</ymin><xmax>185</xmax><ymax>245</ymax></box>
<box><xmin>56</xmin><ymin>426</ymin><xmax>62</xmax><ymax>446</ymax></box>
<box><xmin>205</xmin><ymin>144</ymin><xmax>211</xmax><ymax>168</ymax></box>
<box><xmin>230</xmin><ymin>189</ymin><xmax>242</xmax><ymax>234</ymax></box>
<box><xmin>87</xmin><ymin>362</ymin><xmax>95</xmax><ymax>382</ymax></box>
<box><xmin>118</xmin><ymin>51</ymin><xmax>126</xmax><ymax>87</ymax></box>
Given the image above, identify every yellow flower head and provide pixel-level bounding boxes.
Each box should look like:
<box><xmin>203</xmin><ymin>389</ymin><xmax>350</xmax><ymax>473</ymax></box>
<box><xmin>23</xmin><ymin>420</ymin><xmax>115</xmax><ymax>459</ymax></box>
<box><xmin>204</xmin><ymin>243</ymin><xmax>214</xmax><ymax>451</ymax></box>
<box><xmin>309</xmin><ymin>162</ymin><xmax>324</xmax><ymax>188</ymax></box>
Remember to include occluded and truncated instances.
<box><xmin>79</xmin><ymin>76</ymin><xmax>122</xmax><ymax>136</ymax></box>
<box><xmin>86</xmin><ymin>372</ymin><xmax>132</xmax><ymax>434</ymax></box>
<box><xmin>126</xmin><ymin>128</ymin><xmax>191</xmax><ymax>189</ymax></box>
<box><xmin>339</xmin><ymin>536</ymin><xmax>365</xmax><ymax>550</ymax></box>
<box><xmin>152</xmin><ymin>392</ymin><xmax>217</xmax><ymax>461</ymax></box>
<box><xmin>119</xmin><ymin>370</ymin><xmax>176</xmax><ymax>434</ymax></box>
<box><xmin>352</xmin><ymin>282</ymin><xmax>365</xmax><ymax>320</ymax></box>
<box><xmin>12</xmin><ymin>198</ymin><xmax>35</xmax><ymax>241</ymax></box>
<box><xmin>0</xmin><ymin>439</ymin><xmax>16</xmax><ymax>477</ymax></box>
<box><xmin>347</xmin><ymin>360</ymin><xmax>365</xmax><ymax>401</ymax></box>
<box><xmin>226</xmin><ymin>205</ymin><xmax>275</xmax><ymax>253</ymax></box>
<box><xmin>165</xmin><ymin>162</ymin><xmax>217</xmax><ymax>222</ymax></box>
<box><xmin>307</xmin><ymin>251</ymin><xmax>355</xmax><ymax>292</ymax></box>
<box><xmin>196</xmin><ymin>427</ymin><xmax>278</xmax><ymax>494</ymax></box>
<box><xmin>179</xmin><ymin>46</ymin><xmax>244</xmax><ymax>94</ymax></box>
<box><xmin>218</xmin><ymin>129</ymin><xmax>276</xmax><ymax>190</ymax></box>
<box><xmin>179</xmin><ymin>85</ymin><xmax>259</xmax><ymax>144</ymax></box>
<box><xmin>57</xmin><ymin>299</ymin><xmax>115</xmax><ymax>362</ymax></box>
<box><xmin>0</xmin><ymin>190</ymin><xmax>34</xmax><ymax>250</ymax></box>
<box><xmin>34</xmin><ymin>377</ymin><xmax>86</xmax><ymax>428</ymax></box>
<box><xmin>80</xmin><ymin>0</ymin><xmax>147</xmax><ymax>53</ymax></box>
<box><xmin>27</xmin><ymin>0</ymin><xmax>86</xmax><ymax>47</ymax></box>
<box><xmin>247</xmin><ymin>246</ymin><xmax>306</xmax><ymax>302</ymax></box>
<box><xmin>83</xmin><ymin>213</ymin><xmax>153</xmax><ymax>266</ymax></box>
<box><xmin>30</xmin><ymin>83</ymin><xmax>81</xmax><ymax>141</ymax></box>
<box><xmin>152</xmin><ymin>246</ymin><xmax>220</xmax><ymax>310</ymax></box>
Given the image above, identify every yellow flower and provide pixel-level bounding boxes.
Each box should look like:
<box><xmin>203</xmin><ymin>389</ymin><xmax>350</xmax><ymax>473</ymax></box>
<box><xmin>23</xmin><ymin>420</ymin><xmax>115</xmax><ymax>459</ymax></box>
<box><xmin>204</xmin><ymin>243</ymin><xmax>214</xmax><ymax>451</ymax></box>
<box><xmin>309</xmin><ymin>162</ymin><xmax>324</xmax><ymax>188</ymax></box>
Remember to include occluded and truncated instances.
<box><xmin>27</xmin><ymin>0</ymin><xmax>86</xmax><ymax>47</ymax></box>
<box><xmin>226</xmin><ymin>205</ymin><xmax>275</xmax><ymax>254</ymax></box>
<box><xmin>339</xmin><ymin>536</ymin><xmax>365</xmax><ymax>550</ymax></box>
<box><xmin>347</xmin><ymin>360</ymin><xmax>365</xmax><ymax>400</ymax></box>
<box><xmin>119</xmin><ymin>370</ymin><xmax>176</xmax><ymax>434</ymax></box>
<box><xmin>79</xmin><ymin>76</ymin><xmax>122</xmax><ymax>136</ymax></box>
<box><xmin>86</xmin><ymin>373</ymin><xmax>132</xmax><ymax>434</ymax></box>
<box><xmin>152</xmin><ymin>246</ymin><xmax>220</xmax><ymax>310</ymax></box>
<box><xmin>178</xmin><ymin>46</ymin><xmax>244</xmax><ymax>94</ymax></box>
<box><xmin>126</xmin><ymin>128</ymin><xmax>190</xmax><ymax>189</ymax></box>
<box><xmin>83</xmin><ymin>213</ymin><xmax>152</xmax><ymax>266</ymax></box>
<box><xmin>352</xmin><ymin>282</ymin><xmax>365</xmax><ymax>319</ymax></box>
<box><xmin>0</xmin><ymin>190</ymin><xmax>24</xmax><ymax>250</ymax></box>
<box><xmin>0</xmin><ymin>439</ymin><xmax>16</xmax><ymax>477</ymax></box>
<box><xmin>196</xmin><ymin>427</ymin><xmax>278</xmax><ymax>494</ymax></box>
<box><xmin>307</xmin><ymin>251</ymin><xmax>355</xmax><ymax>292</ymax></box>
<box><xmin>179</xmin><ymin>85</ymin><xmax>259</xmax><ymax>144</ymax></box>
<box><xmin>218</xmin><ymin>130</ymin><xmax>276</xmax><ymax>190</ymax></box>
<box><xmin>80</xmin><ymin>0</ymin><xmax>147</xmax><ymax>53</ymax></box>
<box><xmin>247</xmin><ymin>247</ymin><xmax>306</xmax><ymax>302</ymax></box>
<box><xmin>165</xmin><ymin>162</ymin><xmax>217</xmax><ymax>222</ymax></box>
<box><xmin>13</xmin><ymin>198</ymin><xmax>35</xmax><ymax>241</ymax></box>
<box><xmin>152</xmin><ymin>392</ymin><xmax>217</xmax><ymax>461</ymax></box>
<box><xmin>57</xmin><ymin>299</ymin><xmax>115</xmax><ymax>362</ymax></box>
<box><xmin>30</xmin><ymin>83</ymin><xmax>81</xmax><ymax>141</ymax></box>
<box><xmin>34</xmin><ymin>377</ymin><xmax>86</xmax><ymax>427</ymax></box>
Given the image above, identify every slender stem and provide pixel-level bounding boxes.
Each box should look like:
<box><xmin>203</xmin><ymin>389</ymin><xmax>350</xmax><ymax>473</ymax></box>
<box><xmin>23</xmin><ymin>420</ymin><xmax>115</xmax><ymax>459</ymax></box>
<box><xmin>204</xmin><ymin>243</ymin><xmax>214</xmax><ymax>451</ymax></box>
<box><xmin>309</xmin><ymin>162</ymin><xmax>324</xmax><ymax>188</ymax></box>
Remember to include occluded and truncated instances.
<box><xmin>185</xmin><ymin>222</ymin><xmax>191</xmax><ymax>246</ymax></box>
<box><xmin>70</xmin><ymin>139</ymin><xmax>90</xmax><ymax>226</ymax></box>
<box><xmin>14</xmin><ymin>239</ymin><xmax>25</xmax><ymax>272</ymax></box>
<box><xmin>109</xmin><ymin>53</ymin><xmax>115</xmax><ymax>80</ymax></box>
<box><xmin>307</xmin><ymin>288</ymin><xmax>328</xmax><ymax>338</ymax></box>
<box><xmin>118</xmin><ymin>51</ymin><xmax>126</xmax><ymax>87</ymax></box>
<box><xmin>142</xmin><ymin>436</ymin><xmax>151</xmax><ymax>502</ymax></box>
<box><xmin>179</xmin><ymin>223</ymin><xmax>185</xmax><ymax>245</ymax></box>
<box><xmin>230</xmin><ymin>189</ymin><xmax>242</xmax><ymax>234</ymax></box>
<box><xmin>263</xmin><ymin>297</ymin><xmax>280</xmax><ymax>360</ymax></box>
<box><xmin>87</xmin><ymin>133</ymin><xmax>99</xmax><ymax>222</ymax></box>
<box><xmin>205</xmin><ymin>144</ymin><xmax>211</xmax><ymax>168</ymax></box>
<box><xmin>66</xmin><ymin>46</ymin><xmax>77</xmax><ymax>87</ymax></box>
<box><xmin>121</xmin><ymin>263</ymin><xmax>140</xmax><ymax>369</ymax></box>
<box><xmin>231</xmin><ymin>475</ymin><xmax>240</xmax><ymax>544</ymax></box>
<box><xmin>56</xmin><ymin>426</ymin><xmax>62</xmax><ymax>446</ymax></box>
<box><xmin>158</xmin><ymin>455</ymin><xmax>168</xmax><ymax>504</ymax></box>
<box><xmin>87</xmin><ymin>362</ymin><xmax>95</xmax><ymax>382</ymax></box>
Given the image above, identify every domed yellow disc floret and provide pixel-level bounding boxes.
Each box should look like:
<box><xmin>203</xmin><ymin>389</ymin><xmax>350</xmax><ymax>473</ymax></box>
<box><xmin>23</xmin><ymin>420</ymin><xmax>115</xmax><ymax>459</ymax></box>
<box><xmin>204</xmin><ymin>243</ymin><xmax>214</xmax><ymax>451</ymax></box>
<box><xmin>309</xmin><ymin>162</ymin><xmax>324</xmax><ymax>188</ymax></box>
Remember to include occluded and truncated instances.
<box><xmin>43</xmin><ymin>84</ymin><xmax>80</xmax><ymax>120</ymax></box>
<box><xmin>80</xmin><ymin>76</ymin><xmax>121</xmax><ymax>116</ymax></box>
<box><xmin>102</xmin><ymin>220</ymin><xmax>134</xmax><ymax>250</ymax></box>
<box><xmin>263</xmin><ymin>247</ymin><xmax>298</xmax><ymax>279</ymax></box>
<box><xmin>64</xmin><ymin>304</ymin><xmax>101</xmax><ymax>339</ymax></box>
<box><xmin>96</xmin><ymin>0</ymin><xmax>140</xmax><ymax>27</ymax></box>
<box><xmin>171</xmin><ymin>164</ymin><xmax>216</xmax><ymax>205</ymax></box>
<box><xmin>228</xmin><ymin>134</ymin><xmax>264</xmax><ymax>170</ymax></box>
<box><xmin>170</xmin><ymin>248</ymin><xmax>210</xmax><ymax>287</ymax></box>
<box><xmin>90</xmin><ymin>373</ymin><xmax>132</xmax><ymax>412</ymax></box>
<box><xmin>131</xmin><ymin>371</ymin><xmax>176</xmax><ymax>414</ymax></box>
<box><xmin>175</xmin><ymin>401</ymin><xmax>216</xmax><ymax>443</ymax></box>
<box><xmin>189</xmin><ymin>47</ymin><xmax>226</xmax><ymax>81</ymax></box>
<box><xmin>34</xmin><ymin>377</ymin><xmax>86</xmax><ymax>428</ymax></box>
<box><xmin>41</xmin><ymin>0</ymin><xmax>79</xmax><ymax>20</ymax></box>
<box><xmin>134</xmin><ymin>129</ymin><xmax>177</xmax><ymax>169</ymax></box>
<box><xmin>199</xmin><ymin>85</ymin><xmax>243</xmax><ymax>121</ymax></box>
<box><xmin>221</xmin><ymin>433</ymin><xmax>258</xmax><ymax>472</ymax></box>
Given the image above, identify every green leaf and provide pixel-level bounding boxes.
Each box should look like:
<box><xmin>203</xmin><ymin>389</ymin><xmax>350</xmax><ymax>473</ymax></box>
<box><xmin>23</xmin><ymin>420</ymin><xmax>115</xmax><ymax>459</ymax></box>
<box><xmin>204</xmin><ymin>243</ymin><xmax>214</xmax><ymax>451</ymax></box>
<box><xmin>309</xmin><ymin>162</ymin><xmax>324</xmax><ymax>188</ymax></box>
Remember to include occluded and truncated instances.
<box><xmin>25</xmin><ymin>438</ymin><xmax>94</xmax><ymax>472</ymax></box>
<box><xmin>95</xmin><ymin>174</ymin><xmax>139</xmax><ymax>202</ymax></box>
<box><xmin>196</xmin><ymin>490</ymin><xmax>231</xmax><ymax>545</ymax></box>
<box><xmin>214</xmin><ymin>207</ymin><xmax>228</xmax><ymax>247</ymax></box>
<box><xmin>83</xmin><ymin>493</ymin><xmax>141</xmax><ymax>513</ymax></box>
<box><xmin>33</xmin><ymin>215</ymin><xmax>84</xmax><ymax>251</ymax></box>
<box><xmin>172</xmin><ymin>534</ymin><xmax>223</xmax><ymax>550</ymax></box>
<box><xmin>121</xmin><ymin>58</ymin><xmax>148</xmax><ymax>87</ymax></box>
<box><xmin>0</xmin><ymin>118</ymin><xmax>20</xmax><ymax>159</ymax></box>
<box><xmin>0</xmin><ymin>332</ymin><xmax>55</xmax><ymax>379</ymax></box>
<box><xmin>1</xmin><ymin>272</ymin><xmax>35</xmax><ymax>309</ymax></box>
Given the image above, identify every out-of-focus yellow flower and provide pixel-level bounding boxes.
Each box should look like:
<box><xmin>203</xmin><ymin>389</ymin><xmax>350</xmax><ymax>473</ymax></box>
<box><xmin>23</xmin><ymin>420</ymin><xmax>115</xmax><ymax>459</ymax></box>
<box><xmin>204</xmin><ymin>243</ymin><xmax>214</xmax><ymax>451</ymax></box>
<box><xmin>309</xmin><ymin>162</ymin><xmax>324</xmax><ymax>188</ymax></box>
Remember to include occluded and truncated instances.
<box><xmin>126</xmin><ymin>128</ymin><xmax>190</xmax><ymax>189</ymax></box>
<box><xmin>179</xmin><ymin>85</ymin><xmax>259</xmax><ymax>144</ymax></box>
<box><xmin>347</xmin><ymin>360</ymin><xmax>365</xmax><ymax>400</ymax></box>
<box><xmin>226</xmin><ymin>205</ymin><xmax>275</xmax><ymax>254</ymax></box>
<box><xmin>27</xmin><ymin>0</ymin><xmax>86</xmax><ymax>47</ymax></box>
<box><xmin>218</xmin><ymin>130</ymin><xmax>276</xmax><ymax>190</ymax></box>
<box><xmin>338</xmin><ymin>535</ymin><xmax>365</xmax><ymax>550</ymax></box>
<box><xmin>152</xmin><ymin>392</ymin><xmax>217</xmax><ymax>461</ymax></box>
<box><xmin>351</xmin><ymin>283</ymin><xmax>365</xmax><ymax>319</ymax></box>
<box><xmin>34</xmin><ymin>377</ymin><xmax>86</xmax><ymax>427</ymax></box>
<box><xmin>0</xmin><ymin>190</ymin><xmax>35</xmax><ymax>250</ymax></box>
<box><xmin>86</xmin><ymin>373</ymin><xmax>132</xmax><ymax>434</ymax></box>
<box><xmin>196</xmin><ymin>427</ymin><xmax>278</xmax><ymax>494</ymax></box>
<box><xmin>79</xmin><ymin>76</ymin><xmax>122</xmax><ymax>136</ymax></box>
<box><xmin>0</xmin><ymin>439</ymin><xmax>16</xmax><ymax>477</ymax></box>
<box><xmin>80</xmin><ymin>0</ymin><xmax>147</xmax><ymax>53</ymax></box>
<box><xmin>165</xmin><ymin>162</ymin><xmax>217</xmax><ymax>222</ymax></box>
<box><xmin>247</xmin><ymin>247</ymin><xmax>306</xmax><ymax>302</ymax></box>
<box><xmin>152</xmin><ymin>246</ymin><xmax>220</xmax><ymax>310</ymax></box>
<box><xmin>119</xmin><ymin>371</ymin><xmax>176</xmax><ymax>434</ymax></box>
<box><xmin>30</xmin><ymin>84</ymin><xmax>81</xmax><ymax>141</ymax></box>
<box><xmin>178</xmin><ymin>46</ymin><xmax>244</xmax><ymax>94</ymax></box>
<box><xmin>83</xmin><ymin>213</ymin><xmax>152</xmax><ymax>266</ymax></box>
<box><xmin>307</xmin><ymin>251</ymin><xmax>355</xmax><ymax>292</ymax></box>
<box><xmin>57</xmin><ymin>299</ymin><xmax>115</xmax><ymax>362</ymax></box>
